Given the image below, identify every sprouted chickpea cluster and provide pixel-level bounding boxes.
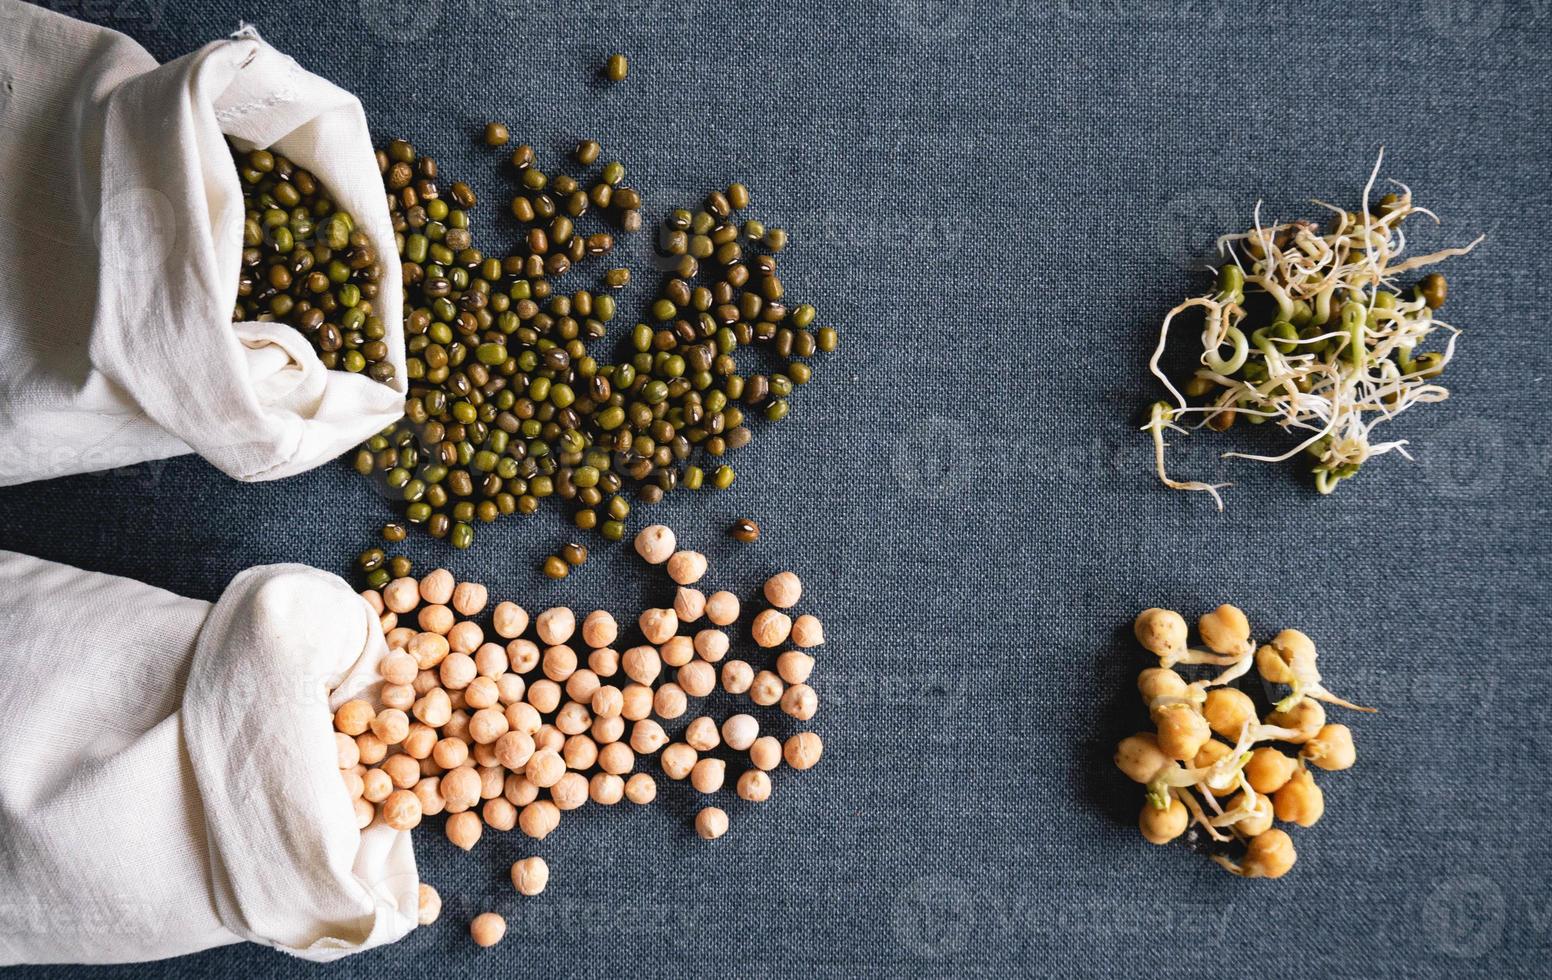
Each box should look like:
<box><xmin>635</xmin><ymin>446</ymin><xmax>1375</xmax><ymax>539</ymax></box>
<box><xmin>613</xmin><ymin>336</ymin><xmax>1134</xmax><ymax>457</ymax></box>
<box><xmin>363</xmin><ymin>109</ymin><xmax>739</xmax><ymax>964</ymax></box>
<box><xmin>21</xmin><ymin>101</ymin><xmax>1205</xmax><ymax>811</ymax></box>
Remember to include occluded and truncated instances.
<box><xmin>1114</xmin><ymin>605</ymin><xmax>1374</xmax><ymax>878</ymax></box>
<box><xmin>1145</xmin><ymin>152</ymin><xmax>1482</xmax><ymax>506</ymax></box>
<box><xmin>339</xmin><ymin>523</ymin><xmax>825</xmax><ymax>945</ymax></box>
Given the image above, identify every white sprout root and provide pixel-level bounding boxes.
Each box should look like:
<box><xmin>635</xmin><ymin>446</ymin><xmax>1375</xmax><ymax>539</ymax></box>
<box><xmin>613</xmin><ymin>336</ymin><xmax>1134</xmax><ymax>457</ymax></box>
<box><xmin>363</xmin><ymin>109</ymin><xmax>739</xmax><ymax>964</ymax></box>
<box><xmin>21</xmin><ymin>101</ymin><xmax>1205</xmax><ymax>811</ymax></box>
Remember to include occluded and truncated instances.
<box><xmin>1145</xmin><ymin>150</ymin><xmax>1482</xmax><ymax>506</ymax></box>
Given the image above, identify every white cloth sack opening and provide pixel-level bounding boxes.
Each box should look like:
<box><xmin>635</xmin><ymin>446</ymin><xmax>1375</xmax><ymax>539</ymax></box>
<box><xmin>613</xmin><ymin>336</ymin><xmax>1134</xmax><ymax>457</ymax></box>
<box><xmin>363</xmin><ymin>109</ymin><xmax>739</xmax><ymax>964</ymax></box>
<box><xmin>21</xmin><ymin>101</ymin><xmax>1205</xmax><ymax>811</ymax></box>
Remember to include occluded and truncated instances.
<box><xmin>0</xmin><ymin>0</ymin><xmax>404</xmax><ymax>485</ymax></box>
<box><xmin>0</xmin><ymin>552</ymin><xmax>418</xmax><ymax>964</ymax></box>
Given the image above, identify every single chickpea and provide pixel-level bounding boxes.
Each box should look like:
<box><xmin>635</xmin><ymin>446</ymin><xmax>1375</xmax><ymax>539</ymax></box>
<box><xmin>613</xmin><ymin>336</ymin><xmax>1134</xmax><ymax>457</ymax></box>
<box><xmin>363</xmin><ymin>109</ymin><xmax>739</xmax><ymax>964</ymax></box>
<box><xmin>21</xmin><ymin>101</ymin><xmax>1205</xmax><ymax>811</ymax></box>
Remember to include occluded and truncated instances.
<box><xmin>634</xmin><ymin>524</ymin><xmax>677</xmax><ymax>564</ymax></box>
<box><xmin>1193</xmin><ymin>740</ymin><xmax>1236</xmax><ymax>795</ymax></box>
<box><xmin>588</xmin><ymin>647</ymin><xmax>620</xmax><ymax>677</ymax></box>
<box><xmin>722</xmin><ymin>660</ymin><xmax>754</xmax><ymax>694</ymax></box>
<box><xmin>447</xmin><ymin>621</ymin><xmax>484</xmax><ymax>655</ymax></box>
<box><xmin>1136</xmin><ymin>667</ymin><xmax>1187</xmax><ymax>704</ymax></box>
<box><xmin>387</xmin><ymin>626</ymin><xmax>417</xmax><ymax>651</ymax></box>
<box><xmin>685</xmin><ymin>716</ymin><xmax>721</xmax><ymax>751</ymax></box>
<box><xmin>1266</xmin><ymin>698</ymin><xmax>1325</xmax><ymax>743</ymax></box>
<box><xmin>465</xmin><ymin>676</ymin><xmax>500</xmax><ymax>710</ymax></box>
<box><xmin>418</xmin><ymin>604</ymin><xmax>455</xmax><ymax>635</ymax></box>
<box><xmin>1237</xmin><ymin>828</ymin><xmax>1297</xmax><ymax>879</ymax></box>
<box><xmin>661</xmin><ymin>743</ymin><xmax>697</xmax><ymax>780</ymax></box>
<box><xmin>783</xmin><ymin>732</ymin><xmax>823</xmax><ymax>770</ymax></box>
<box><xmin>527</xmin><ymin>679</ymin><xmax>562</xmax><ymax>714</ymax></box>
<box><xmin>622</xmin><ymin>645</ymin><xmax>662</xmax><ymax>685</ymax></box>
<box><xmin>690</xmin><ymin>758</ymin><xmax>726</xmax><ymax>793</ymax></box>
<box><xmin>1244</xmin><ymin>747</ymin><xmax>1298</xmax><ymax>794</ymax></box>
<box><xmin>1133</xmin><ymin>608</ymin><xmax>1188</xmax><ymax>658</ymax></box>
<box><xmin>590</xmin><ymin>772</ymin><xmax>625</xmax><ymax>805</ymax></box>
<box><xmin>380</xmin><ymin>612</ymin><xmax>398</xmax><ymax>633</ymax></box>
<box><xmin>1227</xmin><ymin>792</ymin><xmax>1274</xmax><ymax>836</ymax></box>
<box><xmin>341</xmin><ymin>769</ymin><xmax>365</xmax><ymax>801</ymax></box>
<box><xmin>383</xmin><ymin>578</ymin><xmax>420</xmax><ymax>614</ymax></box>
<box><xmin>501</xmin><ymin>705</ymin><xmax>538</xmax><ymax>740</ymax></box>
<box><xmin>441</xmin><ymin>766</ymin><xmax>483</xmax><ymax>811</ymax></box>
<box><xmin>1150</xmin><ymin>703</ymin><xmax>1211</xmax><ymax>761</ymax></box>
<box><xmin>418</xmin><ymin>883</ymin><xmax>442</xmax><ymax>926</ymax></box>
<box><xmin>443</xmin><ymin>711</ymin><xmax>472</xmax><ymax>743</ymax></box>
<box><xmin>565</xmin><ymin>668</ymin><xmax>600</xmax><ymax>704</ymax></box>
<box><xmin>439</xmin><ymin>652</ymin><xmax>477</xmax><ymax>690</ymax></box>
<box><xmin>621</xmin><ymin>684</ymin><xmax>654</xmax><ymax>720</ymax></box>
<box><xmin>790</xmin><ymin>614</ymin><xmax>825</xmax><ymax>647</ymax></box>
<box><xmin>556</xmin><ymin>701</ymin><xmax>592</xmax><ymax>736</ymax></box>
<box><xmin>371</xmin><ymin>709</ymin><xmax>410</xmax><ymax>746</ymax></box>
<box><xmin>640</xmin><ymin>608</ymin><xmax>679</xmax><ymax>645</ymax></box>
<box><xmin>598</xmin><ymin>741</ymin><xmax>634</xmax><ymax>775</ymax></box>
<box><xmin>1202</xmin><ymin>687</ymin><xmax>1257</xmax><ymax>740</ymax></box>
<box><xmin>519</xmin><ymin>800</ymin><xmax>561</xmax><ymax>839</ymax></box>
<box><xmin>448</xmin><ymin>689</ymin><xmax>468</xmax><ymax>712</ymax></box>
<box><xmin>737</xmin><ymin>769</ymin><xmax>772</xmax><ymax>802</ymax></box>
<box><xmin>780</xmin><ymin>684</ymin><xmax>818</xmax><ymax>721</ymax></box>
<box><xmin>694</xmin><ymin>629</ymin><xmax>730</xmax><ymax>663</ymax></box>
<box><xmin>412</xmin><ymin>688</ymin><xmax>452</xmax><ymax>728</ymax></box>
<box><xmin>414</xmin><ymin>777</ymin><xmax>446</xmax><ymax>817</ymax></box>
<box><xmin>705</xmin><ymin>591</ymin><xmax>740</xmax><ymax>626</ymax></box>
<box><xmin>336</xmin><ymin>732</ymin><xmax>360</xmax><ymax>769</ymax></box>
<box><xmin>362</xmin><ymin>589</ymin><xmax>385</xmax><ymax>615</ymax></box>
<box><xmin>382</xmin><ymin>754</ymin><xmax>422</xmax><ymax>790</ymax></box>
<box><xmin>1114</xmin><ymin>733</ymin><xmax>1170</xmax><ymax>783</ymax></box>
<box><xmin>533</xmin><ymin>724</ymin><xmax>564</xmax><ymax>753</ymax></box>
<box><xmin>582</xmin><ymin>610</ymin><xmax>618</xmax><ymax>648</ymax></box>
<box><xmin>543</xmin><ymin>644</ymin><xmax>578</xmax><ymax>682</ymax></box>
<box><xmin>494</xmin><ymin>730</ymin><xmax>536</xmax><ymax>771</ymax></box>
<box><xmin>334</xmin><ymin>700</ymin><xmax>374</xmax><ymax>737</ymax></box>
<box><xmin>674</xmin><ymin>587</ymin><xmax>707</xmax><ymax>622</ymax></box>
<box><xmin>622</xmin><ymin>773</ymin><xmax>655</xmax><ymax>804</ymax></box>
<box><xmin>409</xmin><ymin>632</ymin><xmax>450</xmax><ymax>670</ymax></box>
<box><xmin>631</xmin><ymin>719</ymin><xmax>669</xmax><ymax>754</ymax></box>
<box><xmin>361</xmin><ymin>768</ymin><xmax>393</xmax><ymax>804</ymax></box>
<box><xmin>381</xmin><ymin>684</ymin><xmax>416</xmax><ymax>712</ymax></box>
<box><xmin>1273</xmin><ymin>767</ymin><xmax>1325</xmax><ymax>827</ymax></box>
<box><xmin>550</xmin><ymin>771</ymin><xmax>589</xmax><ymax>810</ymax></box>
<box><xmin>667</xmin><ymin>550</ymin><xmax>709</xmax><ymax>585</ymax></box>
<box><xmin>695</xmin><ymin>807</ymin><xmax>729</xmax><ymax>840</ymax></box>
<box><xmin>751</xmin><ymin>609</ymin><xmax>792</xmax><ymax>648</ymax></box>
<box><xmin>678</xmin><ymin>661</ymin><xmax>716</xmax><ymax>698</ymax></box>
<box><xmin>469</xmin><ymin>707</ymin><xmax>510</xmax><ymax>745</ymax></box>
<box><xmin>653</xmin><ymin>683</ymin><xmax>688</xmax><ymax>719</ymax></box>
<box><xmin>452</xmin><ymin>581</ymin><xmax>488</xmax><ymax>617</ymax></box>
<box><xmin>764</xmin><ymin>571</ymin><xmax>804</xmax><ymax>609</ymax></box>
<box><xmin>562</xmin><ymin>733</ymin><xmax>597</xmax><ymax>770</ymax></box>
<box><xmin>469</xmin><ymin>911</ymin><xmax>506</xmax><ymax>947</ymax></box>
<box><xmin>510</xmin><ymin>856</ymin><xmax>551</xmax><ymax>898</ymax></box>
<box><xmin>590</xmin><ymin>685</ymin><xmax>624</xmax><ymax>718</ymax></box>
<box><xmin>356</xmin><ymin>732</ymin><xmax>388</xmax><ymax>766</ymax></box>
<box><xmin>776</xmin><ymin>651</ymin><xmax>815</xmax><ymax>685</ymax></box>
<box><xmin>473</xmin><ymin>743</ymin><xmax>500</xmax><ymax>769</ymax></box>
<box><xmin>749</xmin><ymin>736</ymin><xmax>782</xmax><ymax>771</ymax></box>
<box><xmin>412</xmin><ymin>668</ymin><xmax>441</xmax><ymax>697</ymax></box>
<box><xmin>507</xmin><ymin>638</ymin><xmax>541</xmax><ymax>673</ymax></box>
<box><xmin>1257</xmin><ymin>629</ymin><xmax>1317</xmax><ymax>686</ymax></box>
<box><xmin>380</xmin><ymin>652</ymin><xmax>419</xmax><ymax>686</ymax></box>
<box><xmin>504</xmin><ymin>774</ymin><xmax>538</xmax><ymax>807</ymax></box>
<box><xmin>1198</xmin><ymin>604</ymin><xmax>1251</xmax><ymax>655</ymax></box>
<box><xmin>419</xmin><ymin>569</ymin><xmax>455</xmax><ymax>605</ymax></box>
<box><xmin>493</xmin><ymin>601</ymin><xmax>530</xmax><ymax>640</ymax></box>
<box><xmin>720</xmin><ymin>714</ymin><xmax>759</xmax><ymax>751</ymax></box>
<box><xmin>1138</xmin><ymin>797</ymin><xmax>1189</xmax><ymax>844</ymax></box>
<box><xmin>382</xmin><ymin>789</ymin><xmax>423</xmax><ymax>831</ymax></box>
<box><xmin>482</xmin><ymin>797</ymin><xmax>518</xmax><ymax>832</ymax></box>
<box><xmin>353</xmin><ymin>798</ymin><xmax>375</xmax><ymax>829</ymax></box>
<box><xmin>536</xmin><ymin>607</ymin><xmax>576</xmax><ymax>646</ymax></box>
<box><xmin>750</xmin><ymin>671</ymin><xmax>785</xmax><ymax>706</ymax></box>
<box><xmin>473</xmin><ymin>643</ymin><xmax>509</xmax><ymax>678</ymax></box>
<box><xmin>1301</xmin><ymin>723</ymin><xmax>1356</xmax><ymax>771</ymax></box>
<box><xmin>592</xmin><ymin>714</ymin><xmax>625</xmax><ymax>744</ymax></box>
<box><xmin>660</xmin><ymin>635</ymin><xmax>695</xmax><ymax>667</ymax></box>
<box><xmin>526</xmin><ymin>750</ymin><xmax>566</xmax><ymax>788</ymax></box>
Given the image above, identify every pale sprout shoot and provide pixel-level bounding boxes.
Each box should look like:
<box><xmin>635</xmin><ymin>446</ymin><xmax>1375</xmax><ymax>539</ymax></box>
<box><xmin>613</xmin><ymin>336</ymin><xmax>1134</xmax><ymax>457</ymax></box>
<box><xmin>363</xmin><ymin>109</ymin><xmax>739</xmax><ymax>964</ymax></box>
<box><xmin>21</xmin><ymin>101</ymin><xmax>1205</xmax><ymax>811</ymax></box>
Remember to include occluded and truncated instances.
<box><xmin>1145</xmin><ymin>152</ymin><xmax>1481</xmax><ymax>504</ymax></box>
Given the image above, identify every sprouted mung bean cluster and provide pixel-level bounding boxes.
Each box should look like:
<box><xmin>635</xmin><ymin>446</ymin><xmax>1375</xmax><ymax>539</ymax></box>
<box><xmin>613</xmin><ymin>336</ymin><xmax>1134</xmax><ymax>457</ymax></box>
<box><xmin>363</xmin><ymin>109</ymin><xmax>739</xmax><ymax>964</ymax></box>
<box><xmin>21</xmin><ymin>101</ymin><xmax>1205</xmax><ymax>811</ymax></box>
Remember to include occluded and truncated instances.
<box><xmin>1145</xmin><ymin>153</ymin><xmax>1481</xmax><ymax>506</ymax></box>
<box><xmin>1115</xmin><ymin>605</ymin><xmax>1373</xmax><ymax>878</ymax></box>
<box><xmin>350</xmin><ymin>131</ymin><xmax>839</xmax><ymax>552</ymax></box>
<box><xmin>343</xmin><ymin>522</ymin><xmax>825</xmax><ymax>945</ymax></box>
<box><xmin>230</xmin><ymin>142</ymin><xmax>395</xmax><ymax>383</ymax></box>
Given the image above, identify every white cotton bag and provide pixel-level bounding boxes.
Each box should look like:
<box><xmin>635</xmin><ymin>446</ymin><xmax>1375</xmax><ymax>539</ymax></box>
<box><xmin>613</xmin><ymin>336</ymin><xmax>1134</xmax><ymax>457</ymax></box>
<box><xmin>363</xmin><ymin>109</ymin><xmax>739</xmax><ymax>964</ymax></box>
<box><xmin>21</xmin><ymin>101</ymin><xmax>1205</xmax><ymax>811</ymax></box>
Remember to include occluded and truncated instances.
<box><xmin>0</xmin><ymin>552</ymin><xmax>418</xmax><ymax>964</ymax></box>
<box><xmin>0</xmin><ymin>0</ymin><xmax>404</xmax><ymax>485</ymax></box>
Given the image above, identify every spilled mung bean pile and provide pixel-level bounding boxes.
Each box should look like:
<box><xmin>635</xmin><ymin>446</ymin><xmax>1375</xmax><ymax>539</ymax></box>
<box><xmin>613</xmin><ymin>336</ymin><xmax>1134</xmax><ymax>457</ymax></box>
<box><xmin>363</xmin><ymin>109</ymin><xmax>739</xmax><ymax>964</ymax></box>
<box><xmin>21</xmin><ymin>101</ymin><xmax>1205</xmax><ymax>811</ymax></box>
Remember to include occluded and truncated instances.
<box><xmin>342</xmin><ymin>522</ymin><xmax>825</xmax><ymax>944</ymax></box>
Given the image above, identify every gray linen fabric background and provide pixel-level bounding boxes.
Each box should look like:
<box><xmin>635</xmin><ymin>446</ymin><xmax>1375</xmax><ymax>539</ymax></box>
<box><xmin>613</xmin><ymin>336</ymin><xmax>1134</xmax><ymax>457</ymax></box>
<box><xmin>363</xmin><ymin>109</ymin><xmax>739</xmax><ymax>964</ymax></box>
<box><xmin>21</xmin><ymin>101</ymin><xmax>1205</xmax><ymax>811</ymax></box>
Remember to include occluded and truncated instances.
<box><xmin>1</xmin><ymin>0</ymin><xmax>1548</xmax><ymax>977</ymax></box>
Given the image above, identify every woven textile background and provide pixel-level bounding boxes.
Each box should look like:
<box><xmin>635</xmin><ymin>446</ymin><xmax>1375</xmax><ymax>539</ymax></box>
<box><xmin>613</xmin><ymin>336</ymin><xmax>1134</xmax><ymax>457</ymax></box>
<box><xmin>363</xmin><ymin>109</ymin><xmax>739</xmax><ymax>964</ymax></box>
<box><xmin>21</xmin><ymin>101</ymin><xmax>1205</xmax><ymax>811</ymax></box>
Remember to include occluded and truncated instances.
<box><xmin>1</xmin><ymin>0</ymin><xmax>1548</xmax><ymax>977</ymax></box>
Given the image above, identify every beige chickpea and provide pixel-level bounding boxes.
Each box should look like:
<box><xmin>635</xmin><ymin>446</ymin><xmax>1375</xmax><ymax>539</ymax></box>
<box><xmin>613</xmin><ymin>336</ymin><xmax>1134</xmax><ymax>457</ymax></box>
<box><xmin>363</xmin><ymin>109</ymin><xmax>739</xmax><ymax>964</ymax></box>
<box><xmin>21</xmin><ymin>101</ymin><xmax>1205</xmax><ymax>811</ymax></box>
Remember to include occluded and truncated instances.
<box><xmin>565</xmin><ymin>668</ymin><xmax>601</xmax><ymax>704</ymax></box>
<box><xmin>473</xmin><ymin>742</ymin><xmax>500</xmax><ymax>769</ymax></box>
<box><xmin>334</xmin><ymin>700</ymin><xmax>374</xmax><ymax>737</ymax></box>
<box><xmin>432</xmin><ymin>736</ymin><xmax>470</xmax><ymax>771</ymax></box>
<box><xmin>380</xmin><ymin>612</ymin><xmax>398</xmax><ymax>633</ymax></box>
<box><xmin>653</xmin><ymin>683</ymin><xmax>688</xmax><ymax>720</ymax></box>
<box><xmin>441</xmin><ymin>766</ymin><xmax>483</xmax><ymax>811</ymax></box>
<box><xmin>511</xmin><ymin>856</ymin><xmax>549</xmax><ymax>897</ymax></box>
<box><xmin>667</xmin><ymin>550</ymin><xmax>708</xmax><ymax>585</ymax></box>
<box><xmin>1266</xmin><ymin>698</ymin><xmax>1325</xmax><ymax>744</ymax></box>
<box><xmin>381</xmin><ymin>789</ymin><xmax>423</xmax><ymax>831</ymax></box>
<box><xmin>443</xmin><ymin>711</ymin><xmax>472</xmax><ymax>744</ymax></box>
<box><xmin>451</xmin><ymin>581</ymin><xmax>488</xmax><ymax>617</ymax></box>
<box><xmin>447</xmin><ymin>621</ymin><xmax>484</xmax><ymax>655</ymax></box>
<box><xmin>562</xmin><ymin>734</ymin><xmax>598</xmax><ymax>770</ymax></box>
<box><xmin>720</xmin><ymin>714</ymin><xmax>759</xmax><ymax>751</ymax></box>
<box><xmin>447</xmin><ymin>689</ymin><xmax>467</xmax><ymax>712</ymax></box>
<box><xmin>469</xmin><ymin>911</ymin><xmax>505</xmax><ymax>947</ymax></box>
<box><xmin>381</xmin><ymin>754</ymin><xmax>422</xmax><ymax>790</ymax></box>
<box><xmin>506</xmin><ymin>701</ymin><xmax>542</xmax><ymax>735</ymax></box>
<box><xmin>783</xmin><ymin>732</ymin><xmax>823</xmax><ymax>770</ymax></box>
<box><xmin>1237</xmin><ymin>829</ymin><xmax>1297</xmax><ymax>879</ymax></box>
<box><xmin>622</xmin><ymin>645</ymin><xmax>662</xmax><ymax>684</ymax></box>
<box><xmin>493</xmin><ymin>601</ymin><xmax>530</xmax><ymax>640</ymax></box>
<box><xmin>634</xmin><ymin>524</ymin><xmax>677</xmax><ymax>564</ymax></box>
<box><xmin>381</xmin><ymin>683</ymin><xmax>417</xmax><ymax>712</ymax></box>
<box><xmin>763</xmin><ymin>571</ymin><xmax>802</xmax><ymax>609</ymax></box>
<box><xmin>418</xmin><ymin>605</ymin><xmax>455</xmax><ymax>635</ymax></box>
<box><xmin>695</xmin><ymin>807</ymin><xmax>729</xmax><ymax>840</ymax></box>
<box><xmin>1198</xmin><ymin>604</ymin><xmax>1251</xmax><ymax>655</ymax></box>
<box><xmin>525</xmin><ymin>750</ymin><xmax>566</xmax><ymax>788</ymax></box>
<box><xmin>412</xmin><ymin>688</ymin><xmax>452</xmax><ymax>728</ymax></box>
<box><xmin>1139</xmin><ymin>797</ymin><xmax>1189</xmax><ymax>845</ymax></box>
<box><xmin>386</xmin><ymin>626</ymin><xmax>416</xmax><ymax>650</ymax></box>
<box><xmin>1114</xmin><ymin>733</ymin><xmax>1169</xmax><ymax>783</ymax></box>
<box><xmin>504</xmin><ymin>774</ymin><xmax>538</xmax><ymax>807</ymax></box>
<box><xmin>542</xmin><ymin>644</ymin><xmax>577</xmax><ymax>682</ymax></box>
<box><xmin>519</xmin><ymin>800</ymin><xmax>561</xmax><ymax>840</ymax></box>
<box><xmin>661</xmin><ymin>743</ymin><xmax>697</xmax><ymax>780</ymax></box>
<box><xmin>379</xmin><ymin>651</ymin><xmax>419</xmax><ymax>686</ymax></box>
<box><xmin>417</xmin><ymin>883</ymin><xmax>442</xmax><ymax>926</ymax></box>
<box><xmin>582</xmin><ymin>610</ymin><xmax>618</xmax><ymax>648</ymax></box>
<box><xmin>631</xmin><ymin>719</ymin><xmax>669</xmax><ymax>755</ymax></box>
<box><xmin>361</xmin><ymin>588</ymin><xmax>385</xmax><ymax>615</ymax></box>
<box><xmin>352</xmin><ymin>797</ymin><xmax>375</xmax><ymax>829</ymax></box>
<box><xmin>472</xmin><ymin>643</ymin><xmax>508</xmax><ymax>679</ymax></box>
<box><xmin>750</xmin><ymin>670</ymin><xmax>785</xmax><ymax>706</ymax></box>
<box><xmin>482</xmin><ymin>797</ymin><xmax>518</xmax><ymax>832</ymax></box>
<box><xmin>1245</xmin><ymin>747</ymin><xmax>1298</xmax><ymax>794</ymax></box>
<box><xmin>721</xmin><ymin>660</ymin><xmax>754</xmax><ymax>694</ymax></box>
<box><xmin>1151</xmin><ymin>703</ymin><xmax>1211</xmax><ymax>760</ymax></box>
<box><xmin>341</xmin><ymin>769</ymin><xmax>365</xmax><ymax>801</ymax></box>
<box><xmin>336</xmin><ymin>732</ymin><xmax>361</xmax><ymax>769</ymax></box>
<box><xmin>1193</xmin><ymin>740</ymin><xmax>1236</xmax><ymax>795</ymax></box>
<box><xmin>791</xmin><ymin>614</ymin><xmax>825</xmax><ymax>647</ymax></box>
<box><xmin>372</xmin><ymin>709</ymin><xmax>410</xmax><ymax>746</ymax></box>
<box><xmin>621</xmin><ymin>684</ymin><xmax>654</xmax><ymax>720</ymax></box>
<box><xmin>780</xmin><ymin>683</ymin><xmax>818</xmax><ymax>721</ymax></box>
<box><xmin>694</xmin><ymin>629</ymin><xmax>729</xmax><ymax>663</ymax></box>
<box><xmin>465</xmin><ymin>676</ymin><xmax>500</xmax><ymax>710</ymax></box>
<box><xmin>1301</xmin><ymin>723</ymin><xmax>1356</xmax><ymax>771</ymax></box>
<box><xmin>590</xmin><ymin>772</ymin><xmax>625</xmax><ymax>805</ymax></box>
<box><xmin>414</xmin><ymin>777</ymin><xmax>446</xmax><ymax>816</ymax></box>
<box><xmin>493</xmin><ymin>730</ymin><xmax>536</xmax><ymax>771</ymax></box>
<box><xmin>1133</xmin><ymin>608</ymin><xmax>1188</xmax><ymax>657</ymax></box>
<box><xmin>640</xmin><ymin>608</ymin><xmax>679</xmax><ymax>645</ymax></box>
<box><xmin>550</xmin><ymin>771</ymin><xmax>589</xmax><ymax>811</ymax></box>
<box><xmin>555</xmin><ymin>701</ymin><xmax>593</xmax><ymax>736</ymax></box>
<box><xmin>737</xmin><ymin>769</ymin><xmax>772</xmax><ymax>802</ymax></box>
<box><xmin>749</xmin><ymin>736</ymin><xmax>782</xmax><ymax>771</ymax></box>
<box><xmin>409</xmin><ymin>631</ymin><xmax>450</xmax><ymax>670</ymax></box>
<box><xmin>591</xmin><ymin>685</ymin><xmax>625</xmax><ymax>719</ymax></box>
<box><xmin>533</xmin><ymin>724</ymin><xmax>564</xmax><ymax>753</ymax></box>
<box><xmin>685</xmin><ymin>716</ymin><xmax>721</xmax><ymax>751</ymax></box>
<box><xmin>362</xmin><ymin>768</ymin><xmax>393</xmax><ymax>804</ymax></box>
<box><xmin>751</xmin><ymin>609</ymin><xmax>792</xmax><ymax>648</ymax></box>
<box><xmin>776</xmin><ymin>651</ymin><xmax>815</xmax><ymax>685</ymax></box>
<box><xmin>1136</xmin><ymin>667</ymin><xmax>1187</xmax><ymax>704</ymax></box>
<box><xmin>660</xmin><ymin>635</ymin><xmax>695</xmax><ymax>667</ymax></box>
<box><xmin>592</xmin><ymin>714</ymin><xmax>625</xmax><ymax>744</ymax></box>
<box><xmin>1228</xmin><ymin>792</ymin><xmax>1274</xmax><ymax>836</ymax></box>
<box><xmin>705</xmin><ymin>591</ymin><xmax>740</xmax><ymax>626</ymax></box>
<box><xmin>355</xmin><ymin>732</ymin><xmax>388</xmax><ymax>766</ymax></box>
<box><xmin>588</xmin><ymin>647</ymin><xmax>619</xmax><ymax>677</ymax></box>
<box><xmin>506</xmin><ymin>638</ymin><xmax>541</xmax><ymax>673</ymax></box>
<box><xmin>536</xmin><ymin>607</ymin><xmax>576</xmax><ymax>646</ymax></box>
<box><xmin>527</xmin><ymin>679</ymin><xmax>562</xmax><ymax>714</ymax></box>
<box><xmin>1202</xmin><ymin>687</ymin><xmax>1257</xmax><ymax>740</ymax></box>
<box><xmin>678</xmin><ymin>661</ymin><xmax>716</xmax><ymax>698</ymax></box>
<box><xmin>625</xmin><ymin>772</ymin><xmax>657</xmax><ymax>804</ymax></box>
<box><xmin>674</xmin><ymin>587</ymin><xmax>707</xmax><ymax>623</ymax></box>
<box><xmin>1273</xmin><ymin>768</ymin><xmax>1325</xmax><ymax>827</ymax></box>
<box><xmin>412</xmin><ymin>668</ymin><xmax>441</xmax><ymax>697</ymax></box>
<box><xmin>419</xmin><ymin>569</ymin><xmax>455</xmax><ymax>605</ymax></box>
<box><xmin>469</xmin><ymin>708</ymin><xmax>510</xmax><ymax>745</ymax></box>
<box><xmin>383</xmin><ymin>577</ymin><xmax>420</xmax><ymax>614</ymax></box>
<box><xmin>597</xmin><ymin>741</ymin><xmax>635</xmax><ymax>776</ymax></box>
<box><xmin>690</xmin><ymin>758</ymin><xmax>726</xmax><ymax>793</ymax></box>
<box><xmin>439</xmin><ymin>652</ymin><xmax>477</xmax><ymax>690</ymax></box>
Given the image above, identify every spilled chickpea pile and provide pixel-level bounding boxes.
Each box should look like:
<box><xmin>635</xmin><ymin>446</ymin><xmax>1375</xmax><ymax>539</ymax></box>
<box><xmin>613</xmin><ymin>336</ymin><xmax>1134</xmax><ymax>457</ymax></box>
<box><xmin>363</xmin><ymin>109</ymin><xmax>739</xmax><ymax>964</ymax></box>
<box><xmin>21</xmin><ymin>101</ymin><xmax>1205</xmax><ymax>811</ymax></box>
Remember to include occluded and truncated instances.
<box><xmin>1114</xmin><ymin>605</ymin><xmax>1373</xmax><ymax>878</ymax></box>
<box><xmin>339</xmin><ymin>523</ymin><xmax>825</xmax><ymax>945</ymax></box>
